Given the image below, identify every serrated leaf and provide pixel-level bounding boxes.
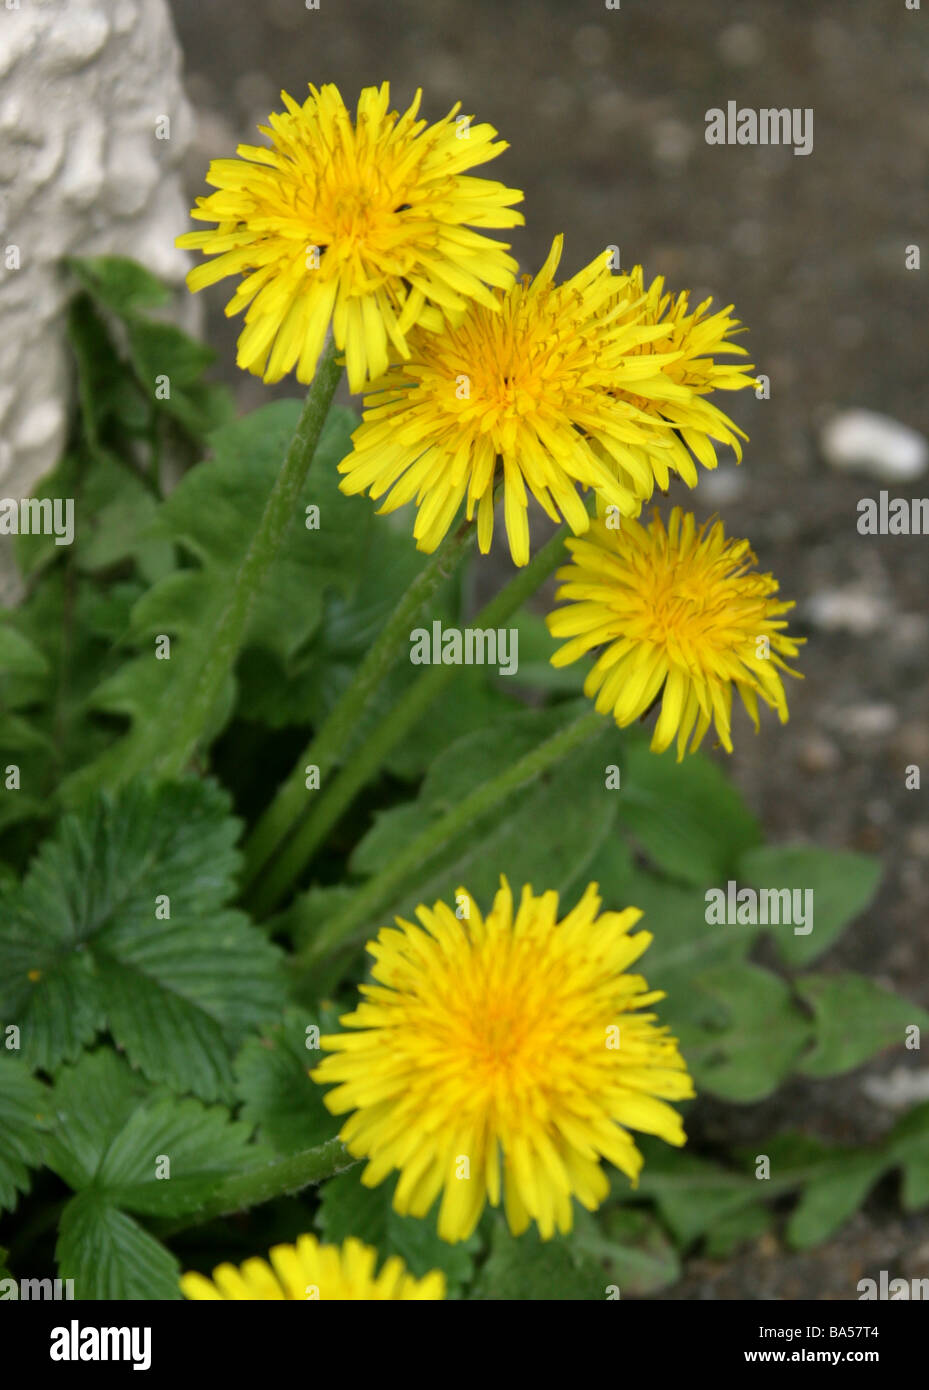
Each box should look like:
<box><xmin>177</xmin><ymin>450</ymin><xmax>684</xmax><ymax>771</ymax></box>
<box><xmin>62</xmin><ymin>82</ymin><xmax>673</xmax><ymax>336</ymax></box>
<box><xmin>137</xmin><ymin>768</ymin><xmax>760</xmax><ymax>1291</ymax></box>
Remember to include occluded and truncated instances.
<box><xmin>44</xmin><ymin>1050</ymin><xmax>150</xmax><ymax>1191</ymax></box>
<box><xmin>46</xmin><ymin>1049</ymin><xmax>268</xmax><ymax>1223</ymax></box>
<box><xmin>0</xmin><ymin>571</ymin><xmax>138</xmax><ymax>824</ymax></box>
<box><xmin>471</xmin><ymin>1218</ymin><xmax>606</xmax><ymax>1300</ymax></box>
<box><xmin>615</xmin><ymin>735</ymin><xmax>761</xmax><ymax>886</ymax></box>
<box><xmin>797</xmin><ymin>973</ymin><xmax>929</xmax><ymax>1078</ymax></box>
<box><xmin>675</xmin><ymin>964</ymin><xmax>811</xmax><ymax>1101</ymax></box>
<box><xmin>57</xmin><ymin>1188</ymin><xmax>180</xmax><ymax>1300</ymax></box>
<box><xmin>61</xmin><ymin>402</ymin><xmax>365</xmax><ymax>802</ymax></box>
<box><xmin>97</xmin><ymin>1095</ymin><xmax>262</xmax><ymax>1218</ymax></box>
<box><xmin>0</xmin><ymin>779</ymin><xmax>285</xmax><ymax>1097</ymax></box>
<box><xmin>0</xmin><ymin>1057</ymin><xmax>52</xmax><ymax>1214</ymax></box>
<box><xmin>317</xmin><ymin>1168</ymin><xmax>477</xmax><ymax>1295</ymax></box>
<box><xmin>234</xmin><ymin>1008</ymin><xmax>342</xmax><ymax>1155</ymax></box>
<box><xmin>736</xmin><ymin>845</ymin><xmax>881</xmax><ymax>965</ymax></box>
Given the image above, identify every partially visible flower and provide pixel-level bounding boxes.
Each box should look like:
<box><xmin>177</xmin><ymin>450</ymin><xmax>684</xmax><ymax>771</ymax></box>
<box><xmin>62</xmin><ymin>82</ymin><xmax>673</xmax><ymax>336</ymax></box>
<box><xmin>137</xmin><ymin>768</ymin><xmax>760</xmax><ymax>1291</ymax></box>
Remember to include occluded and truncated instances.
<box><xmin>177</xmin><ymin>82</ymin><xmax>524</xmax><ymax>393</ymax></box>
<box><xmin>546</xmin><ymin>507</ymin><xmax>803</xmax><ymax>759</ymax></box>
<box><xmin>337</xmin><ymin>236</ymin><xmax>689</xmax><ymax>566</ymax></box>
<box><xmin>180</xmin><ymin>1234</ymin><xmax>445</xmax><ymax>1301</ymax></box>
<box><xmin>595</xmin><ymin>268</ymin><xmax>758</xmax><ymax>503</ymax></box>
<box><xmin>312</xmin><ymin>878</ymin><xmax>694</xmax><ymax>1244</ymax></box>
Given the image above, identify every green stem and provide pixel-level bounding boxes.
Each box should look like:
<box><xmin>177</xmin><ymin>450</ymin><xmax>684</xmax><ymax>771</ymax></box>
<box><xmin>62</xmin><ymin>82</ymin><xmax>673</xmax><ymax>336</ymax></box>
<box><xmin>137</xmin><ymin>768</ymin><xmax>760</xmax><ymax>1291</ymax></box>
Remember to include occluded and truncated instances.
<box><xmin>153</xmin><ymin>336</ymin><xmax>343</xmax><ymax>780</ymax></box>
<box><xmin>291</xmin><ymin>706</ymin><xmax>606</xmax><ymax>978</ymax></box>
<box><xmin>241</xmin><ymin>519</ymin><xmax>477</xmax><ymax>897</ymax></box>
<box><xmin>152</xmin><ymin>1140</ymin><xmax>358</xmax><ymax>1238</ymax></box>
<box><xmin>248</xmin><ymin>520</ymin><xmax>577</xmax><ymax>917</ymax></box>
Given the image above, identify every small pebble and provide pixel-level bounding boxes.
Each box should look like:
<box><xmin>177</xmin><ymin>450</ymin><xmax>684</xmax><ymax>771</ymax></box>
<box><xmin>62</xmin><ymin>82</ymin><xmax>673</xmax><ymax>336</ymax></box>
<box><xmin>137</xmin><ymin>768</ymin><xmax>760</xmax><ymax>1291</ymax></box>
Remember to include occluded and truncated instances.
<box><xmin>832</xmin><ymin>702</ymin><xmax>899</xmax><ymax>738</ymax></box>
<box><xmin>861</xmin><ymin>1067</ymin><xmax>929</xmax><ymax>1110</ymax></box>
<box><xmin>820</xmin><ymin>408</ymin><xmax>929</xmax><ymax>482</ymax></box>
<box><xmin>804</xmin><ymin>588</ymin><xmax>891</xmax><ymax>636</ymax></box>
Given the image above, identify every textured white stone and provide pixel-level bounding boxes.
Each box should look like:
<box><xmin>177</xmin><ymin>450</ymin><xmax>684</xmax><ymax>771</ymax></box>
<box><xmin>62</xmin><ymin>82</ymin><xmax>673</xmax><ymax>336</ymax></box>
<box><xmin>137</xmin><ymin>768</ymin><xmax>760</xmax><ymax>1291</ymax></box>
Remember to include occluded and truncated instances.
<box><xmin>820</xmin><ymin>408</ymin><xmax>929</xmax><ymax>482</ymax></box>
<box><xmin>0</xmin><ymin>0</ymin><xmax>201</xmax><ymax>604</ymax></box>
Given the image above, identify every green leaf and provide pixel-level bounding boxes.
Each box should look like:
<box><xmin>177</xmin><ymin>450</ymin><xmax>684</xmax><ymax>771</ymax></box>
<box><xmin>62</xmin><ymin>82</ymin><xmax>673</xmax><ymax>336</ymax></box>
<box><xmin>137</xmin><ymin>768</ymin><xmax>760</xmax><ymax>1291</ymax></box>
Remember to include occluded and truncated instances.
<box><xmin>886</xmin><ymin>1103</ymin><xmax>929</xmax><ymax>1210</ymax></box>
<box><xmin>236</xmin><ymin>514</ymin><xmax>460</xmax><ymax>744</ymax></box>
<box><xmin>572</xmin><ymin>1206</ymin><xmax>681</xmax><ymax>1294</ymax></box>
<box><xmin>384</xmin><ymin>668</ymin><xmax>521</xmax><ymax>782</ymax></box>
<box><xmin>674</xmin><ymin>964</ymin><xmax>811</xmax><ymax>1101</ymax></box>
<box><xmin>0</xmin><ymin>626</ymin><xmax>50</xmax><ymax>681</ymax></box>
<box><xmin>797</xmin><ymin>973</ymin><xmax>929</xmax><ymax>1078</ymax></box>
<box><xmin>578</xmin><ymin>863</ymin><xmax>758</xmax><ymax>1003</ymax></box>
<box><xmin>349</xmin><ymin>702</ymin><xmax>621</xmax><ymax>919</ymax></box>
<box><xmin>234</xmin><ymin>1008</ymin><xmax>342</xmax><ymax>1155</ymax></box>
<box><xmin>125</xmin><ymin>318</ymin><xmax>225</xmax><ymax>439</ymax></box>
<box><xmin>702</xmin><ymin>1201</ymin><xmax>772</xmax><ymax>1258</ymax></box>
<box><xmin>61</xmin><ymin>402</ymin><xmax>366</xmax><ymax>802</ymax></box>
<box><xmin>57</xmin><ymin>1188</ymin><xmax>181</xmax><ymax>1300</ymax></box>
<box><xmin>66</xmin><ymin>258</ymin><xmax>234</xmax><ymax>460</ymax></box>
<box><xmin>503</xmin><ymin>611</ymin><xmax>587</xmax><ymax>695</ymax></box>
<box><xmin>0</xmin><ymin>570</ymin><xmax>146</xmax><ymax>827</ymax></box>
<box><xmin>471</xmin><ymin>1218</ymin><xmax>606</xmax><ymax>1300</ymax></box>
<box><xmin>0</xmin><ymin>1057</ymin><xmax>51</xmax><ymax>1214</ymax></box>
<box><xmin>65</xmin><ymin>298</ymin><xmax>151</xmax><ymax>473</ymax></box>
<box><xmin>631</xmin><ymin>1142</ymin><xmax>758</xmax><ymax>1248</ymax></box>
<box><xmin>736</xmin><ymin>845</ymin><xmax>881</xmax><ymax>965</ymax></box>
<box><xmin>317</xmin><ymin>1168</ymin><xmax>478</xmax><ymax>1296</ymax></box>
<box><xmin>47</xmin><ymin>1049</ymin><xmax>268</xmax><ymax>1221</ymax></box>
<box><xmin>44</xmin><ymin>1049</ymin><xmax>150</xmax><ymax>1191</ymax></box>
<box><xmin>0</xmin><ymin>779</ymin><xmax>285</xmax><ymax>1098</ymax></box>
<box><xmin>616</xmin><ymin>735</ymin><xmax>762</xmax><ymax>886</ymax></box>
<box><xmin>67</xmin><ymin>255</ymin><xmax>172</xmax><ymax>315</ymax></box>
<box><xmin>96</xmin><ymin>1095</ymin><xmax>262</xmax><ymax>1218</ymax></box>
<box><xmin>786</xmin><ymin>1154</ymin><xmax>884</xmax><ymax>1250</ymax></box>
<box><xmin>72</xmin><ymin>451</ymin><xmax>173</xmax><ymax>582</ymax></box>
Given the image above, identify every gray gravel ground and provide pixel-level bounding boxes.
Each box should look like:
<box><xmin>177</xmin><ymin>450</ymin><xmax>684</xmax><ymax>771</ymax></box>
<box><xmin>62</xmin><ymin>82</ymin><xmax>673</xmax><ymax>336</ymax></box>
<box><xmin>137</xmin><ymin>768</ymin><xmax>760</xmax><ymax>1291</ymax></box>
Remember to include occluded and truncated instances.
<box><xmin>168</xmin><ymin>0</ymin><xmax>929</xmax><ymax>1299</ymax></box>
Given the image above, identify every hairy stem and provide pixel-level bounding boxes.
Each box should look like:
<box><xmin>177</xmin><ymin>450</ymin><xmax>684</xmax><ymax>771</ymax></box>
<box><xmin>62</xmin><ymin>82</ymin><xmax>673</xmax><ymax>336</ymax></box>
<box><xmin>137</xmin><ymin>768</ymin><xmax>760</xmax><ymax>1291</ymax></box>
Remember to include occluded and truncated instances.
<box><xmin>248</xmin><ymin>519</ymin><xmax>578</xmax><ymax>917</ymax></box>
<box><xmin>291</xmin><ymin>706</ymin><xmax>606</xmax><ymax>977</ymax></box>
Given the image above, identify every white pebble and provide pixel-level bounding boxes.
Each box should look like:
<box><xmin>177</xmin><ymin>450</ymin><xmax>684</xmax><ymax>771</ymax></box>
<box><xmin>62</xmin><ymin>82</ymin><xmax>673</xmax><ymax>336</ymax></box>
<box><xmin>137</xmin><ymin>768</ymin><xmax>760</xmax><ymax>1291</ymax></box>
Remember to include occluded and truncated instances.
<box><xmin>820</xmin><ymin>408</ymin><xmax>929</xmax><ymax>482</ymax></box>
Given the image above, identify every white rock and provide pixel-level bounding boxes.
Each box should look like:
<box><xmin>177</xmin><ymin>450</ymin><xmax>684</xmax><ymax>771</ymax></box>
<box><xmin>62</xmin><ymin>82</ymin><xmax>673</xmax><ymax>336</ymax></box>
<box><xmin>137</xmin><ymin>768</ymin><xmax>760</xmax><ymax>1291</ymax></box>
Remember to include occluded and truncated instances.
<box><xmin>804</xmin><ymin>587</ymin><xmax>891</xmax><ymax>636</ymax></box>
<box><xmin>820</xmin><ymin>408</ymin><xmax>929</xmax><ymax>482</ymax></box>
<box><xmin>0</xmin><ymin>0</ymin><xmax>201</xmax><ymax>603</ymax></box>
<box><xmin>862</xmin><ymin>1067</ymin><xmax>929</xmax><ymax>1110</ymax></box>
<box><xmin>832</xmin><ymin>702</ymin><xmax>899</xmax><ymax>738</ymax></box>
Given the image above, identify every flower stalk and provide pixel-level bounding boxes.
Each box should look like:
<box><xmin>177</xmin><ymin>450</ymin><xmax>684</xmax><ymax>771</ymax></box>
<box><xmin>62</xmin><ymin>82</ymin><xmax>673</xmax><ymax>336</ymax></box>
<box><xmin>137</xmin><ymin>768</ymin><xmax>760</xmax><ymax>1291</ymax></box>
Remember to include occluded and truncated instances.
<box><xmin>246</xmin><ymin>516</ymin><xmax>585</xmax><ymax>917</ymax></box>
<box><xmin>152</xmin><ymin>336</ymin><xmax>343</xmax><ymax>781</ymax></box>
<box><xmin>291</xmin><ymin>705</ymin><xmax>607</xmax><ymax>977</ymax></box>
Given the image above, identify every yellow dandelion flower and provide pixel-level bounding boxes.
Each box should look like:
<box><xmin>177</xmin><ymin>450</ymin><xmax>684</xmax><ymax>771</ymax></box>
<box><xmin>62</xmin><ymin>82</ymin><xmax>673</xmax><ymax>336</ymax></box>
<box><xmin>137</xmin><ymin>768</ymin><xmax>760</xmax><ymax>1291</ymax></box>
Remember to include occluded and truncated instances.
<box><xmin>596</xmin><ymin>268</ymin><xmax>758</xmax><ymax>501</ymax></box>
<box><xmin>337</xmin><ymin>235</ymin><xmax>694</xmax><ymax>566</ymax></box>
<box><xmin>180</xmin><ymin>1233</ymin><xmax>445</xmax><ymax>1301</ymax></box>
<box><xmin>177</xmin><ymin>82</ymin><xmax>524</xmax><ymax>393</ymax></box>
<box><xmin>547</xmin><ymin>507</ymin><xmax>804</xmax><ymax>760</ymax></box>
<box><xmin>311</xmin><ymin>878</ymin><xmax>694</xmax><ymax>1244</ymax></box>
